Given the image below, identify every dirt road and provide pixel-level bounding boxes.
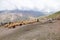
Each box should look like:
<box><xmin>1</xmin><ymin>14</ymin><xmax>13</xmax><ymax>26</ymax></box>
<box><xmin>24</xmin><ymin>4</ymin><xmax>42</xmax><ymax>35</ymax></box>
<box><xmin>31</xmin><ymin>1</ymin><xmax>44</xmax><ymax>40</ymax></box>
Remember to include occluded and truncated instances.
<box><xmin>0</xmin><ymin>20</ymin><xmax>60</xmax><ymax>40</ymax></box>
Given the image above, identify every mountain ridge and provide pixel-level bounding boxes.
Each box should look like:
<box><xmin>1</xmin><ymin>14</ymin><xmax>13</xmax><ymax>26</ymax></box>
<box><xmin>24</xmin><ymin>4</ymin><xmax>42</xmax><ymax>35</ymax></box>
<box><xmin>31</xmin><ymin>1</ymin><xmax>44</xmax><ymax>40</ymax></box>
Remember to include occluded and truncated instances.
<box><xmin>0</xmin><ymin>10</ymin><xmax>45</xmax><ymax>24</ymax></box>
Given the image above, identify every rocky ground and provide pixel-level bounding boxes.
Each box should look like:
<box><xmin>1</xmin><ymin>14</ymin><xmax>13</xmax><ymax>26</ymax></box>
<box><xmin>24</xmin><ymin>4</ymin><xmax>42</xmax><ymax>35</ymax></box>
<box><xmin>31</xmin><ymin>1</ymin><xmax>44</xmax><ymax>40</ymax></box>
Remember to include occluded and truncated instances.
<box><xmin>0</xmin><ymin>20</ymin><xmax>60</xmax><ymax>40</ymax></box>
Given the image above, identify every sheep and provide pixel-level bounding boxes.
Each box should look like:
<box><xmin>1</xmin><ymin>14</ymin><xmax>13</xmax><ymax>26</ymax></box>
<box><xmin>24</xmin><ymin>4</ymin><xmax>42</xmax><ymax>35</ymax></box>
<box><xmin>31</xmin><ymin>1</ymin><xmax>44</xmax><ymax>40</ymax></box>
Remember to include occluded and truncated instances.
<box><xmin>4</xmin><ymin>22</ymin><xmax>13</xmax><ymax>28</ymax></box>
<box><xmin>7</xmin><ymin>22</ymin><xmax>23</xmax><ymax>28</ymax></box>
<box><xmin>3</xmin><ymin>19</ymin><xmax>39</xmax><ymax>28</ymax></box>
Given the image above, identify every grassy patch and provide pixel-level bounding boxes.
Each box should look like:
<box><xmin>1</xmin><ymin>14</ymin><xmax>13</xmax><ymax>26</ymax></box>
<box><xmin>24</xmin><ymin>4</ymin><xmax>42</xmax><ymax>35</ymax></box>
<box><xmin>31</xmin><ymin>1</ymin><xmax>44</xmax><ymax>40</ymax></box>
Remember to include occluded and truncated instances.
<box><xmin>48</xmin><ymin>11</ymin><xmax>60</xmax><ymax>18</ymax></box>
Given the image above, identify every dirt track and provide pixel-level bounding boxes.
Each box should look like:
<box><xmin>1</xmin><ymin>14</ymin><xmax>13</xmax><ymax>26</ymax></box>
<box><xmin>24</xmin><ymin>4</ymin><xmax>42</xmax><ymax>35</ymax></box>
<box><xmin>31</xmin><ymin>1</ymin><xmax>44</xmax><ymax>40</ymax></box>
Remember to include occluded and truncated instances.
<box><xmin>0</xmin><ymin>20</ymin><xmax>60</xmax><ymax>40</ymax></box>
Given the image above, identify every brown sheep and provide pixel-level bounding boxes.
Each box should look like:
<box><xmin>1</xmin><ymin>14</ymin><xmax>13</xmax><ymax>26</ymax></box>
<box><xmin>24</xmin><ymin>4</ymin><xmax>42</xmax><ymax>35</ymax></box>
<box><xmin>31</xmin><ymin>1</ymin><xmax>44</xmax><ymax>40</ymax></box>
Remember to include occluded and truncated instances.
<box><xmin>8</xmin><ymin>22</ymin><xmax>23</xmax><ymax>28</ymax></box>
<box><xmin>4</xmin><ymin>19</ymin><xmax>39</xmax><ymax>28</ymax></box>
<box><xmin>4</xmin><ymin>22</ymin><xmax>13</xmax><ymax>28</ymax></box>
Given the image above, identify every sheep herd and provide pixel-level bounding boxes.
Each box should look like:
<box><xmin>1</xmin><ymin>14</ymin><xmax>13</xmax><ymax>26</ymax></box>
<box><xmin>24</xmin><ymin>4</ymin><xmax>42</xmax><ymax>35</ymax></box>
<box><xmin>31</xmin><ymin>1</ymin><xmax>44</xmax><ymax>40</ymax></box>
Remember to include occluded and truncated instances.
<box><xmin>0</xmin><ymin>18</ymin><xmax>39</xmax><ymax>28</ymax></box>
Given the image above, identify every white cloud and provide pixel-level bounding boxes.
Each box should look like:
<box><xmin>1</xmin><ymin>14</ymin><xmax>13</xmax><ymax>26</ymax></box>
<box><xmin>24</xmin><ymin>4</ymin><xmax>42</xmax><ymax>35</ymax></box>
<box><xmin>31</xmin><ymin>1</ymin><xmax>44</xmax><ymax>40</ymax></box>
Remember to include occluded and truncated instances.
<box><xmin>0</xmin><ymin>0</ymin><xmax>60</xmax><ymax>13</ymax></box>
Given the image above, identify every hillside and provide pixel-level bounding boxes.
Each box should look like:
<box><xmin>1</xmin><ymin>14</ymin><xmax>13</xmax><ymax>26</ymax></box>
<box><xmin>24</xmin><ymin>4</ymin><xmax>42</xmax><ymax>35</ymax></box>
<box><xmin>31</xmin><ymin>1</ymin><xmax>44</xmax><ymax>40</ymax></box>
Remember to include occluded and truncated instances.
<box><xmin>0</xmin><ymin>17</ymin><xmax>60</xmax><ymax>40</ymax></box>
<box><xmin>48</xmin><ymin>11</ymin><xmax>60</xmax><ymax>19</ymax></box>
<box><xmin>0</xmin><ymin>11</ymin><xmax>60</xmax><ymax>40</ymax></box>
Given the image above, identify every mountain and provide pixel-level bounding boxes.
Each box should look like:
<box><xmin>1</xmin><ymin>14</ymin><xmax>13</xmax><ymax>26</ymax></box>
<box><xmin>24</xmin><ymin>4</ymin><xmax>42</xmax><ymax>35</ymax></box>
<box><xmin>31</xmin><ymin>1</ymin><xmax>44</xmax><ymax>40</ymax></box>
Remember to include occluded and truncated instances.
<box><xmin>0</xmin><ymin>9</ymin><xmax>45</xmax><ymax>17</ymax></box>
<box><xmin>0</xmin><ymin>10</ymin><xmax>45</xmax><ymax>23</ymax></box>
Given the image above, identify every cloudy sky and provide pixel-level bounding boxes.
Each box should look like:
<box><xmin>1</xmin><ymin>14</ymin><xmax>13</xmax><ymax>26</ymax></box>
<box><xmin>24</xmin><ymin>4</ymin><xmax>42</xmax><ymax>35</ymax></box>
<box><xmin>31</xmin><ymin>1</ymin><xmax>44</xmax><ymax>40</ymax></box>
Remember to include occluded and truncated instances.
<box><xmin>0</xmin><ymin>0</ymin><xmax>60</xmax><ymax>13</ymax></box>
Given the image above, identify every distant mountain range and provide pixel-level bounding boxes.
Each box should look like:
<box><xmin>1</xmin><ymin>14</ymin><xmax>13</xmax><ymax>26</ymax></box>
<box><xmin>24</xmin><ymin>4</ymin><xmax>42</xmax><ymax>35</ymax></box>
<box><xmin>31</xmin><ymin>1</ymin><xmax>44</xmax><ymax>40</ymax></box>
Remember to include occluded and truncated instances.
<box><xmin>0</xmin><ymin>9</ymin><xmax>45</xmax><ymax>23</ymax></box>
<box><xmin>0</xmin><ymin>9</ymin><xmax>45</xmax><ymax>17</ymax></box>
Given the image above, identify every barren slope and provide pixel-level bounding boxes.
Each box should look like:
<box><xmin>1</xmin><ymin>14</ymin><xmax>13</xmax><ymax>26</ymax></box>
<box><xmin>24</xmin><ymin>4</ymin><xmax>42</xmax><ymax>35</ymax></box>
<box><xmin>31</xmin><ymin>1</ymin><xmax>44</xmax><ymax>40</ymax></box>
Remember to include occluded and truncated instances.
<box><xmin>0</xmin><ymin>20</ymin><xmax>60</xmax><ymax>40</ymax></box>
